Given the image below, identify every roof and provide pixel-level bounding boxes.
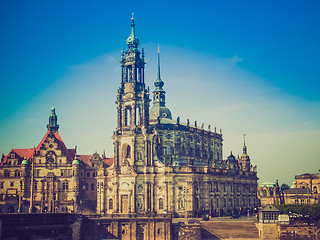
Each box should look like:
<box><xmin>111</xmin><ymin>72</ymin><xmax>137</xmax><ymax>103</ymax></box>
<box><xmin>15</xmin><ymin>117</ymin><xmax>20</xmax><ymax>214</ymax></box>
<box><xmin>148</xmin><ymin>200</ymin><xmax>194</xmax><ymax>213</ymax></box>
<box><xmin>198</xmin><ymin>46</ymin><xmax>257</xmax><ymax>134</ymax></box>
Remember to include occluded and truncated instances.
<box><xmin>259</xmin><ymin>182</ymin><xmax>276</xmax><ymax>188</ymax></box>
<box><xmin>0</xmin><ymin>148</ymin><xmax>34</xmax><ymax>166</ymax></box>
<box><xmin>77</xmin><ymin>155</ymin><xmax>92</xmax><ymax>165</ymax></box>
<box><xmin>260</xmin><ymin>204</ymin><xmax>280</xmax><ymax>212</ymax></box>
<box><xmin>103</xmin><ymin>158</ymin><xmax>114</xmax><ymax>167</ymax></box>
<box><xmin>1</xmin><ymin>130</ymin><xmax>75</xmax><ymax>166</ymax></box>
<box><xmin>35</xmin><ymin>130</ymin><xmax>75</xmax><ymax>161</ymax></box>
<box><xmin>284</xmin><ymin>188</ymin><xmax>309</xmax><ymax>194</ymax></box>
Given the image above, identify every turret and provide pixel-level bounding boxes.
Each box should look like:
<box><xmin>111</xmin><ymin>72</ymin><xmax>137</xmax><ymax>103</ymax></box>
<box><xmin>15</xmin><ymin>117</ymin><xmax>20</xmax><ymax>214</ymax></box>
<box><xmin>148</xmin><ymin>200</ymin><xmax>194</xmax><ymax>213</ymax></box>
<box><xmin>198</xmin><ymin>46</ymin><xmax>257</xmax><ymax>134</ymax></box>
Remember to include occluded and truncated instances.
<box><xmin>47</xmin><ymin>106</ymin><xmax>59</xmax><ymax>133</ymax></box>
<box><xmin>239</xmin><ymin>134</ymin><xmax>251</xmax><ymax>171</ymax></box>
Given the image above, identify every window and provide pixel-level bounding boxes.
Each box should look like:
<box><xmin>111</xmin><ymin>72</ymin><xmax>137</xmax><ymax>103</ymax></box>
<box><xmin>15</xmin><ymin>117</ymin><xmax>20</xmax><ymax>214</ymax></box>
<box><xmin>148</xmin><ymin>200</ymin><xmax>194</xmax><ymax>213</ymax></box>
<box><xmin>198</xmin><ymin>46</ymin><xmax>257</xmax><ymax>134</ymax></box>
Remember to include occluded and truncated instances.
<box><xmin>87</xmin><ymin>172</ymin><xmax>90</xmax><ymax>178</ymax></box>
<box><xmin>165</xmin><ymin>144</ymin><xmax>173</xmax><ymax>156</ymax></box>
<box><xmin>263</xmin><ymin>190</ymin><xmax>267</xmax><ymax>197</ymax></box>
<box><xmin>109</xmin><ymin>198</ymin><xmax>113</xmax><ymax>210</ymax></box>
<box><xmin>135</xmin><ymin>107</ymin><xmax>141</xmax><ymax>125</ymax></box>
<box><xmin>125</xmin><ymin>107</ymin><xmax>131</xmax><ymax>126</ymax></box>
<box><xmin>0</xmin><ymin>182</ymin><xmax>4</xmax><ymax>189</ymax></box>
<box><xmin>62</xmin><ymin>182</ymin><xmax>69</xmax><ymax>191</ymax></box>
<box><xmin>34</xmin><ymin>181</ymin><xmax>37</xmax><ymax>190</ymax></box>
<box><xmin>10</xmin><ymin>182</ymin><xmax>14</xmax><ymax>187</ymax></box>
<box><xmin>125</xmin><ymin>145</ymin><xmax>131</xmax><ymax>158</ymax></box>
<box><xmin>159</xmin><ymin>198</ymin><xmax>164</xmax><ymax>210</ymax></box>
<box><xmin>313</xmin><ymin>186</ymin><xmax>318</xmax><ymax>193</ymax></box>
<box><xmin>4</xmin><ymin>171</ymin><xmax>10</xmax><ymax>177</ymax></box>
<box><xmin>91</xmin><ymin>183</ymin><xmax>94</xmax><ymax>190</ymax></box>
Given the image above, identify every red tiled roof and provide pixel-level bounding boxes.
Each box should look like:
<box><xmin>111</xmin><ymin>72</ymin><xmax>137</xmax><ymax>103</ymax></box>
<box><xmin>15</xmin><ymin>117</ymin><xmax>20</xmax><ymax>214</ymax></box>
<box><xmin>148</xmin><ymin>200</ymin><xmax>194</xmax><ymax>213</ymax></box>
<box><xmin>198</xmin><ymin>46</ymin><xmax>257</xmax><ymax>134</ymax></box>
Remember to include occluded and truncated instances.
<box><xmin>103</xmin><ymin>158</ymin><xmax>114</xmax><ymax>167</ymax></box>
<box><xmin>0</xmin><ymin>148</ymin><xmax>34</xmax><ymax>166</ymax></box>
<box><xmin>35</xmin><ymin>130</ymin><xmax>74</xmax><ymax>161</ymax></box>
<box><xmin>77</xmin><ymin>155</ymin><xmax>92</xmax><ymax>165</ymax></box>
<box><xmin>1</xmin><ymin>130</ymin><xmax>75</xmax><ymax>166</ymax></box>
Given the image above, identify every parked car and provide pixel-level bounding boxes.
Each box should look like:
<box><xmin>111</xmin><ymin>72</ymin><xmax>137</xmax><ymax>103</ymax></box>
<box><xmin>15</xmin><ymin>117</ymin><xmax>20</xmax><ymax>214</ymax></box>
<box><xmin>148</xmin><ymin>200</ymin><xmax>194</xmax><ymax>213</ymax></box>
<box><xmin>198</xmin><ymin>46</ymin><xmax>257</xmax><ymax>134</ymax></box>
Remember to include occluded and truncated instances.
<box><xmin>203</xmin><ymin>214</ymin><xmax>210</xmax><ymax>221</ymax></box>
<box><xmin>230</xmin><ymin>213</ymin><xmax>241</xmax><ymax>219</ymax></box>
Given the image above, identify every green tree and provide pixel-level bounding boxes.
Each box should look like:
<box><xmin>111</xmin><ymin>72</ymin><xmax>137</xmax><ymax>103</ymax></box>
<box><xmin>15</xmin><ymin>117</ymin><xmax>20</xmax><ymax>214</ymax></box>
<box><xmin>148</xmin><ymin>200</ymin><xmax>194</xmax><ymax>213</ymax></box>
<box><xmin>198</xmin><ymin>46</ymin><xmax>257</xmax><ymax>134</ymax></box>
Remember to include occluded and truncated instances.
<box><xmin>280</xmin><ymin>183</ymin><xmax>290</xmax><ymax>191</ymax></box>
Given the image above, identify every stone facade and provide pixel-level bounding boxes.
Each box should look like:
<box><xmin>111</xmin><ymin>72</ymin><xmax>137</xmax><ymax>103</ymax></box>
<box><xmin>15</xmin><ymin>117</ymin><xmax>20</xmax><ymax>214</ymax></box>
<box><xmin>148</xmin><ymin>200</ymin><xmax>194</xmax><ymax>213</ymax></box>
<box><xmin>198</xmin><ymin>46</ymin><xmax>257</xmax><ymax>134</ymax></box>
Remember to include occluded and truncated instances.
<box><xmin>96</xmin><ymin>17</ymin><xmax>258</xmax><ymax>225</ymax></box>
<box><xmin>0</xmin><ymin>108</ymin><xmax>111</xmax><ymax>214</ymax></box>
<box><xmin>258</xmin><ymin>181</ymin><xmax>284</xmax><ymax>207</ymax></box>
<box><xmin>283</xmin><ymin>171</ymin><xmax>320</xmax><ymax>205</ymax></box>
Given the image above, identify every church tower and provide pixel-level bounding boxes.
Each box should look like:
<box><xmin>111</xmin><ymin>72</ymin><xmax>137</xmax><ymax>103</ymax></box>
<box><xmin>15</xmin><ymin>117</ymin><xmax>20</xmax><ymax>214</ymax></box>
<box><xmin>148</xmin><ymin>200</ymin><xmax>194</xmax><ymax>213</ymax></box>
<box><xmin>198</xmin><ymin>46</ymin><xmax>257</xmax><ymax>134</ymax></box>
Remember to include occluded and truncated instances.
<box><xmin>239</xmin><ymin>135</ymin><xmax>251</xmax><ymax>171</ymax></box>
<box><xmin>116</xmin><ymin>15</ymin><xmax>150</xmax><ymax>133</ymax></box>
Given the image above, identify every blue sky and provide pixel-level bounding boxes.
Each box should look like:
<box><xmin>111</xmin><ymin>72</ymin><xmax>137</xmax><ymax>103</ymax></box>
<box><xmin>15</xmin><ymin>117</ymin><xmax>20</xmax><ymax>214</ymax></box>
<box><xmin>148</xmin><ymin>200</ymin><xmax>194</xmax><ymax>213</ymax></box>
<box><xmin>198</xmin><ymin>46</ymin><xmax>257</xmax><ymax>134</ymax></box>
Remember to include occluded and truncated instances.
<box><xmin>0</xmin><ymin>0</ymin><xmax>319</xmax><ymax>184</ymax></box>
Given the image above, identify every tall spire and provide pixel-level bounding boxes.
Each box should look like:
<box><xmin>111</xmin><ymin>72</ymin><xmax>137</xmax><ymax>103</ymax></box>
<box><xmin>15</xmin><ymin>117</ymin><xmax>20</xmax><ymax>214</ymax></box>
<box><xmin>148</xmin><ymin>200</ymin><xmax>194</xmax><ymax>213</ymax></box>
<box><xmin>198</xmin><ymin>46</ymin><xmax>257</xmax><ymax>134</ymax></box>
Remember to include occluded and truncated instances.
<box><xmin>154</xmin><ymin>45</ymin><xmax>165</xmax><ymax>92</ymax></box>
<box><xmin>47</xmin><ymin>105</ymin><xmax>59</xmax><ymax>133</ymax></box>
<box><xmin>243</xmin><ymin>133</ymin><xmax>247</xmax><ymax>154</ymax></box>
<box><xmin>126</xmin><ymin>13</ymin><xmax>139</xmax><ymax>50</ymax></box>
<box><xmin>150</xmin><ymin>46</ymin><xmax>172</xmax><ymax>123</ymax></box>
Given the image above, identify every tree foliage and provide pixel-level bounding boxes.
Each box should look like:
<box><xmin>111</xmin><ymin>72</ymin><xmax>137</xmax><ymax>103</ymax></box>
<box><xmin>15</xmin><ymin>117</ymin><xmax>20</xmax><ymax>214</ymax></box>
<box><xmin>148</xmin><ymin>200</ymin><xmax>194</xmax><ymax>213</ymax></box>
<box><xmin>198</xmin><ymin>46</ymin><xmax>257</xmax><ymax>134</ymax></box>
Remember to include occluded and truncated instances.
<box><xmin>280</xmin><ymin>183</ymin><xmax>290</xmax><ymax>191</ymax></box>
<box><xmin>274</xmin><ymin>204</ymin><xmax>320</xmax><ymax>222</ymax></box>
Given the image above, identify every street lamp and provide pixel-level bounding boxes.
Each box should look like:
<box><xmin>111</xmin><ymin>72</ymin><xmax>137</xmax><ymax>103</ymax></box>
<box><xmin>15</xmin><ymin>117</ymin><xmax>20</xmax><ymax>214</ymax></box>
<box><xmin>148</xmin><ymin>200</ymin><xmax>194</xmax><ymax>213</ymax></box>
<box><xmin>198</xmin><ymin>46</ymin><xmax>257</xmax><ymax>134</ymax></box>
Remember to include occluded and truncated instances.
<box><xmin>18</xmin><ymin>180</ymin><xmax>22</xmax><ymax>213</ymax></box>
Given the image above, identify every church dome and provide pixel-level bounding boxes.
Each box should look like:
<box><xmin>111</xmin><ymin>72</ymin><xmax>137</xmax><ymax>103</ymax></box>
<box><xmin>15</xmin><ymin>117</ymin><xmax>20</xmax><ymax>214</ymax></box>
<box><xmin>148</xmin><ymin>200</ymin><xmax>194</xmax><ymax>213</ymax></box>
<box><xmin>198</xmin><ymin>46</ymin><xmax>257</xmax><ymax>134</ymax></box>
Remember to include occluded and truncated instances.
<box><xmin>150</xmin><ymin>106</ymin><xmax>172</xmax><ymax>121</ymax></box>
<box><xmin>126</xmin><ymin>16</ymin><xmax>139</xmax><ymax>49</ymax></box>
<box><xmin>73</xmin><ymin>156</ymin><xmax>80</xmax><ymax>165</ymax></box>
<box><xmin>22</xmin><ymin>159</ymin><xmax>29</xmax><ymax>165</ymax></box>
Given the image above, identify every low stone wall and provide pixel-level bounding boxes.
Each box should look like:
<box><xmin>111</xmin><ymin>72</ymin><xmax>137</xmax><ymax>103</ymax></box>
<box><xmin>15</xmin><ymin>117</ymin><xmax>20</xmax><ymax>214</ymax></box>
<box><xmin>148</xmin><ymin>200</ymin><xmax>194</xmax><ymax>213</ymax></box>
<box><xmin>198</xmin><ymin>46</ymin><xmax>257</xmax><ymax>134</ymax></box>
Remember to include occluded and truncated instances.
<box><xmin>255</xmin><ymin>222</ymin><xmax>279</xmax><ymax>239</ymax></box>
<box><xmin>176</xmin><ymin>222</ymin><xmax>201</xmax><ymax>240</ymax></box>
<box><xmin>279</xmin><ymin>225</ymin><xmax>320</xmax><ymax>240</ymax></box>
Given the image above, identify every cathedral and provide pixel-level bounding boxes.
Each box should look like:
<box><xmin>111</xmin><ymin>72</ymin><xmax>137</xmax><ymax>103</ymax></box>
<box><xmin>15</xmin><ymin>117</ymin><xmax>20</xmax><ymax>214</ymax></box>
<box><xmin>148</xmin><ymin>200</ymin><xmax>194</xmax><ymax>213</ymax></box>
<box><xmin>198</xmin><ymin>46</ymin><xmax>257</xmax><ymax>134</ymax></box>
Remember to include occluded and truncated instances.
<box><xmin>0</xmin><ymin>16</ymin><xmax>258</xmax><ymax>239</ymax></box>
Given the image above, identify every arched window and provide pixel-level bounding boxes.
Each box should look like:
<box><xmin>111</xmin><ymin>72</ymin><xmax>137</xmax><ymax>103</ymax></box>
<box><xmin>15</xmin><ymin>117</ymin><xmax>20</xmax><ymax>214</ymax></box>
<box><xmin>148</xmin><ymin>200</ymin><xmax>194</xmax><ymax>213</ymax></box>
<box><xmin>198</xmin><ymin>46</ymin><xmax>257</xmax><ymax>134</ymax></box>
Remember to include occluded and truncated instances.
<box><xmin>165</xmin><ymin>143</ymin><xmax>173</xmax><ymax>156</ymax></box>
<box><xmin>313</xmin><ymin>186</ymin><xmax>318</xmax><ymax>193</ymax></box>
<box><xmin>125</xmin><ymin>107</ymin><xmax>131</xmax><ymax>126</ymax></box>
<box><xmin>135</xmin><ymin>107</ymin><xmax>141</xmax><ymax>125</ymax></box>
<box><xmin>159</xmin><ymin>198</ymin><xmax>163</xmax><ymax>210</ymax></box>
<box><xmin>124</xmin><ymin>145</ymin><xmax>131</xmax><ymax>158</ymax></box>
<box><xmin>109</xmin><ymin>198</ymin><xmax>113</xmax><ymax>210</ymax></box>
<box><xmin>263</xmin><ymin>190</ymin><xmax>267</xmax><ymax>197</ymax></box>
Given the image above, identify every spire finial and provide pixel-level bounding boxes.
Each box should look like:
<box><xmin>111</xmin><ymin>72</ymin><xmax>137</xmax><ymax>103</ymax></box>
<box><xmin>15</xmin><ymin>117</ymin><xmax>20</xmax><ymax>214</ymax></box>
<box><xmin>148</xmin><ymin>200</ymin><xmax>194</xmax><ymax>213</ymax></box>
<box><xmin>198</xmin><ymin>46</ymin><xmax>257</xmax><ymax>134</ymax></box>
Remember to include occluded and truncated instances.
<box><xmin>132</xmin><ymin>12</ymin><xmax>134</xmax><ymax>21</ymax></box>
<box><xmin>243</xmin><ymin>134</ymin><xmax>247</xmax><ymax>154</ymax></box>
<box><xmin>157</xmin><ymin>45</ymin><xmax>161</xmax><ymax>81</ymax></box>
<box><xmin>126</xmin><ymin>13</ymin><xmax>139</xmax><ymax>49</ymax></box>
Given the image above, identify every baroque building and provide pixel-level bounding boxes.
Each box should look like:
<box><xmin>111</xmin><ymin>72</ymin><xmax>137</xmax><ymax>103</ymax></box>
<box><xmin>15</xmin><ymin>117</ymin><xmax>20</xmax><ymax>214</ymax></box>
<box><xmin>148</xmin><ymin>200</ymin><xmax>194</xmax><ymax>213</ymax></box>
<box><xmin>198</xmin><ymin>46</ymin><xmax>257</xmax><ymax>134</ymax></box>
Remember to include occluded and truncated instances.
<box><xmin>0</xmin><ymin>107</ymin><xmax>110</xmax><ymax>214</ymax></box>
<box><xmin>96</xmin><ymin>16</ymin><xmax>258</xmax><ymax>224</ymax></box>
